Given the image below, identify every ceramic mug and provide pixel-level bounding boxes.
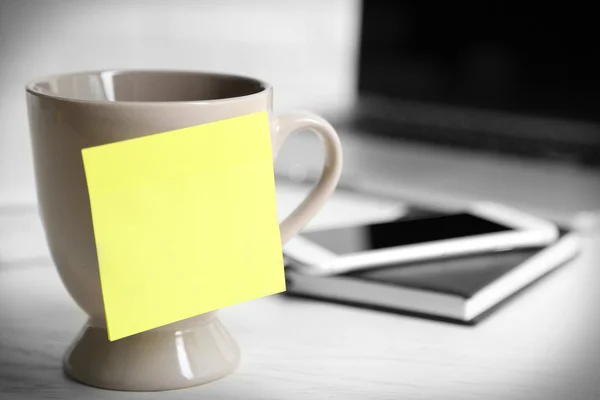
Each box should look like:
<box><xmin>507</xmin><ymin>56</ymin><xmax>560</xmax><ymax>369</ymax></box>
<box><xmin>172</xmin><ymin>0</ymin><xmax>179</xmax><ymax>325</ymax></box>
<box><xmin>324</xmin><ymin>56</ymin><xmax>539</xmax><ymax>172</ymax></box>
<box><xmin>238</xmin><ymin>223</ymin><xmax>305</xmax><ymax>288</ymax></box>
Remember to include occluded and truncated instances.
<box><xmin>26</xmin><ymin>70</ymin><xmax>343</xmax><ymax>391</ymax></box>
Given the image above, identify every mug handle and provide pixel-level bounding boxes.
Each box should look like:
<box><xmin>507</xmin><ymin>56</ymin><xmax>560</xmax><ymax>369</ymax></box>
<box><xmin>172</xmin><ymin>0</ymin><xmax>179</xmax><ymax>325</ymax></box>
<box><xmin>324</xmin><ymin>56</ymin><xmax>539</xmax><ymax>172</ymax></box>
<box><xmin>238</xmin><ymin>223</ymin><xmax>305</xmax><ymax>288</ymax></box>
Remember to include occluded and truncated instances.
<box><xmin>271</xmin><ymin>111</ymin><xmax>343</xmax><ymax>245</ymax></box>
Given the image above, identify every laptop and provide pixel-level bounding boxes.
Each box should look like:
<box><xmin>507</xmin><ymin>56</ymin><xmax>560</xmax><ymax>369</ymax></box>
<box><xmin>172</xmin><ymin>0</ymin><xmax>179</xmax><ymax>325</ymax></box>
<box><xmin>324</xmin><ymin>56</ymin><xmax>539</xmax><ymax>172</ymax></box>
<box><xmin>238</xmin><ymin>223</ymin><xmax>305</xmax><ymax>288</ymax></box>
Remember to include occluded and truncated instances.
<box><xmin>345</xmin><ymin>2</ymin><xmax>600</xmax><ymax>165</ymax></box>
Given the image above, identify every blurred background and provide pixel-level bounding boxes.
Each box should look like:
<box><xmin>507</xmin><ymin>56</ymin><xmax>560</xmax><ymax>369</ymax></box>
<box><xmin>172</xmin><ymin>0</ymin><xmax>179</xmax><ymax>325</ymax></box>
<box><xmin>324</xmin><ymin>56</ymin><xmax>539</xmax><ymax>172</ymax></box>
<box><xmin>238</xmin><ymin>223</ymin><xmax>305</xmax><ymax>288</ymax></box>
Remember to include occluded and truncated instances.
<box><xmin>1</xmin><ymin>0</ymin><xmax>600</xmax><ymax>263</ymax></box>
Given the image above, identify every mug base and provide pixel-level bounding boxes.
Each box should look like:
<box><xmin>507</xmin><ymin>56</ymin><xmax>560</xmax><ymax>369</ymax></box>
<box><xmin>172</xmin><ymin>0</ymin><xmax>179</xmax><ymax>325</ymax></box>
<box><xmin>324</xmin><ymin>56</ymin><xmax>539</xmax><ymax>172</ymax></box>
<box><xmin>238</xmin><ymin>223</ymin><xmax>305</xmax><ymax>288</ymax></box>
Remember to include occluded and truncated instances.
<box><xmin>63</xmin><ymin>314</ymin><xmax>240</xmax><ymax>391</ymax></box>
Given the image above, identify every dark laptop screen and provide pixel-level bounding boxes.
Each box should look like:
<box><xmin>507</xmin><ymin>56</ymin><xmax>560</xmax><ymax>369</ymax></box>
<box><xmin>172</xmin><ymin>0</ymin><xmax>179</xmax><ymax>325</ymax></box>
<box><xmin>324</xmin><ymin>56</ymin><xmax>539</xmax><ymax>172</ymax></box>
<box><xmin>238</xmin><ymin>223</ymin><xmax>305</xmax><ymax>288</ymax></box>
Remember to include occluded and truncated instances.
<box><xmin>357</xmin><ymin>2</ymin><xmax>600</xmax><ymax>161</ymax></box>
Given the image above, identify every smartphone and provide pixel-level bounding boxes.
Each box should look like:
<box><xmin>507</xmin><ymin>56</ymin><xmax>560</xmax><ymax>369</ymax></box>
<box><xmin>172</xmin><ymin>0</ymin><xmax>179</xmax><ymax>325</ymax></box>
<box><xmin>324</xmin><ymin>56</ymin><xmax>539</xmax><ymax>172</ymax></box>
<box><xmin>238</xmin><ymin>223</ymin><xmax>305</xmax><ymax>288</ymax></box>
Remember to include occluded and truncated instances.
<box><xmin>283</xmin><ymin>202</ymin><xmax>559</xmax><ymax>276</ymax></box>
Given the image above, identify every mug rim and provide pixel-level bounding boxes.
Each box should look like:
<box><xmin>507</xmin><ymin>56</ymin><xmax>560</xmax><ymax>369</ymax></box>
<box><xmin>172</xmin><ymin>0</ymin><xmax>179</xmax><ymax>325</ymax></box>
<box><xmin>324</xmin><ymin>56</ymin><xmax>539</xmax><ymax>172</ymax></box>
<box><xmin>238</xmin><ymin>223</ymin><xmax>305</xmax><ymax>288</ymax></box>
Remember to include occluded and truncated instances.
<box><xmin>25</xmin><ymin>69</ymin><xmax>272</xmax><ymax>106</ymax></box>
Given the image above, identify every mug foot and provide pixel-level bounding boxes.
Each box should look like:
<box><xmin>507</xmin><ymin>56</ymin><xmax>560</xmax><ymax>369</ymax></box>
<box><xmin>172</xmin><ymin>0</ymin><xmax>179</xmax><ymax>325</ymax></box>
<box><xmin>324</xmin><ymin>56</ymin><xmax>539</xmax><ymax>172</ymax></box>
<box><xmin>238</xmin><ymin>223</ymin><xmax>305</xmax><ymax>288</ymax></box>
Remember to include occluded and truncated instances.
<box><xmin>63</xmin><ymin>314</ymin><xmax>240</xmax><ymax>391</ymax></box>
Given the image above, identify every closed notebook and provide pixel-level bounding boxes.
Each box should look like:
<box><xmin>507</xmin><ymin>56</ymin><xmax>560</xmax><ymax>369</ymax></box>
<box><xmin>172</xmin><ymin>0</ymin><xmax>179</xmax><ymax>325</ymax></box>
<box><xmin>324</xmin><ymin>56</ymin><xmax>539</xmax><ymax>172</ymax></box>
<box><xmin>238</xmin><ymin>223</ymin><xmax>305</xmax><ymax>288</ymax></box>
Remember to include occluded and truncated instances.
<box><xmin>284</xmin><ymin>230</ymin><xmax>580</xmax><ymax>323</ymax></box>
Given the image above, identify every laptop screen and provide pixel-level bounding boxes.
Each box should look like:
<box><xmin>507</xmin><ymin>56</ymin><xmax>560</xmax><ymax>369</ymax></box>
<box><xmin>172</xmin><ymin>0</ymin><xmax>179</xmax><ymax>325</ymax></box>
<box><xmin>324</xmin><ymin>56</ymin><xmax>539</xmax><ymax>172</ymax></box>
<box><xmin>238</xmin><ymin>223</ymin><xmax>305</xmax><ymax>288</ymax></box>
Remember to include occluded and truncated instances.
<box><xmin>357</xmin><ymin>2</ymin><xmax>600</xmax><ymax>161</ymax></box>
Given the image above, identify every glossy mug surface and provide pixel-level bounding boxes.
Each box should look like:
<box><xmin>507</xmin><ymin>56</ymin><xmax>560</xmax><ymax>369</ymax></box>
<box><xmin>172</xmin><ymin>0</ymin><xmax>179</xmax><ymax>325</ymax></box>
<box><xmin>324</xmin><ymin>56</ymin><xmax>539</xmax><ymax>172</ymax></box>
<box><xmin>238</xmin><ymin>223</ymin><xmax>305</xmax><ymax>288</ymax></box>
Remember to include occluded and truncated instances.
<box><xmin>26</xmin><ymin>70</ymin><xmax>343</xmax><ymax>391</ymax></box>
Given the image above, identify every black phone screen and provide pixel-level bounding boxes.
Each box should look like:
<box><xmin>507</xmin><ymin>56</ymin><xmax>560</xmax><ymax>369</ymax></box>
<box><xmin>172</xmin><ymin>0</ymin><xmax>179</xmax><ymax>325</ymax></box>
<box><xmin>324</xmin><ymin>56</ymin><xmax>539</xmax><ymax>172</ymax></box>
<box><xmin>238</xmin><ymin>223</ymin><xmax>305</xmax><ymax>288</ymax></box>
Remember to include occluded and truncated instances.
<box><xmin>300</xmin><ymin>213</ymin><xmax>511</xmax><ymax>255</ymax></box>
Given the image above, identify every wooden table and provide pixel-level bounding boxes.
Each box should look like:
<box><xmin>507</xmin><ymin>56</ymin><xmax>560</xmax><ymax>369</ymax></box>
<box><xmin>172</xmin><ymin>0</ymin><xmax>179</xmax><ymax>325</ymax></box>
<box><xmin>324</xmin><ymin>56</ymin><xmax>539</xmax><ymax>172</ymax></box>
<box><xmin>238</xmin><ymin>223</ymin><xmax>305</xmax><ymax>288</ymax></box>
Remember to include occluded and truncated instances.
<box><xmin>2</xmin><ymin>132</ymin><xmax>600</xmax><ymax>399</ymax></box>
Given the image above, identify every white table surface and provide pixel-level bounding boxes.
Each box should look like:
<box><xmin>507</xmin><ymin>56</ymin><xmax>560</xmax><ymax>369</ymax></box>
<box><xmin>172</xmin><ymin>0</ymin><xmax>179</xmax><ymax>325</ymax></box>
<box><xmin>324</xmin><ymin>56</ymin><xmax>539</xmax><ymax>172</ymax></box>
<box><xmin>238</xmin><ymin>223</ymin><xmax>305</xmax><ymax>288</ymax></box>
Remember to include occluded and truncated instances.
<box><xmin>2</xmin><ymin>131</ymin><xmax>600</xmax><ymax>399</ymax></box>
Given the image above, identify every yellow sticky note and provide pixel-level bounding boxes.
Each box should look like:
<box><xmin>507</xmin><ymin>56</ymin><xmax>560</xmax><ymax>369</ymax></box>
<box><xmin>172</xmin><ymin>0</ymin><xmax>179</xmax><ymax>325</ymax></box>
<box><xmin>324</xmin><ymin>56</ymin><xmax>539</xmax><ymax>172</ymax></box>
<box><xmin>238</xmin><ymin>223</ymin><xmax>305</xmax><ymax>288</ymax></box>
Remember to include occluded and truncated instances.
<box><xmin>82</xmin><ymin>111</ymin><xmax>285</xmax><ymax>341</ymax></box>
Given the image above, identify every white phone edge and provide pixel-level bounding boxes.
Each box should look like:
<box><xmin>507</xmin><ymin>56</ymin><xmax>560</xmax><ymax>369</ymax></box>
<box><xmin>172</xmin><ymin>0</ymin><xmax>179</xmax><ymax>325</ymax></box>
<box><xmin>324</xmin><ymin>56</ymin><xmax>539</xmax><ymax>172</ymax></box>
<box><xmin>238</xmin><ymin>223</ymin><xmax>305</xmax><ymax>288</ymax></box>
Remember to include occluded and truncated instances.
<box><xmin>283</xmin><ymin>201</ymin><xmax>559</xmax><ymax>277</ymax></box>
